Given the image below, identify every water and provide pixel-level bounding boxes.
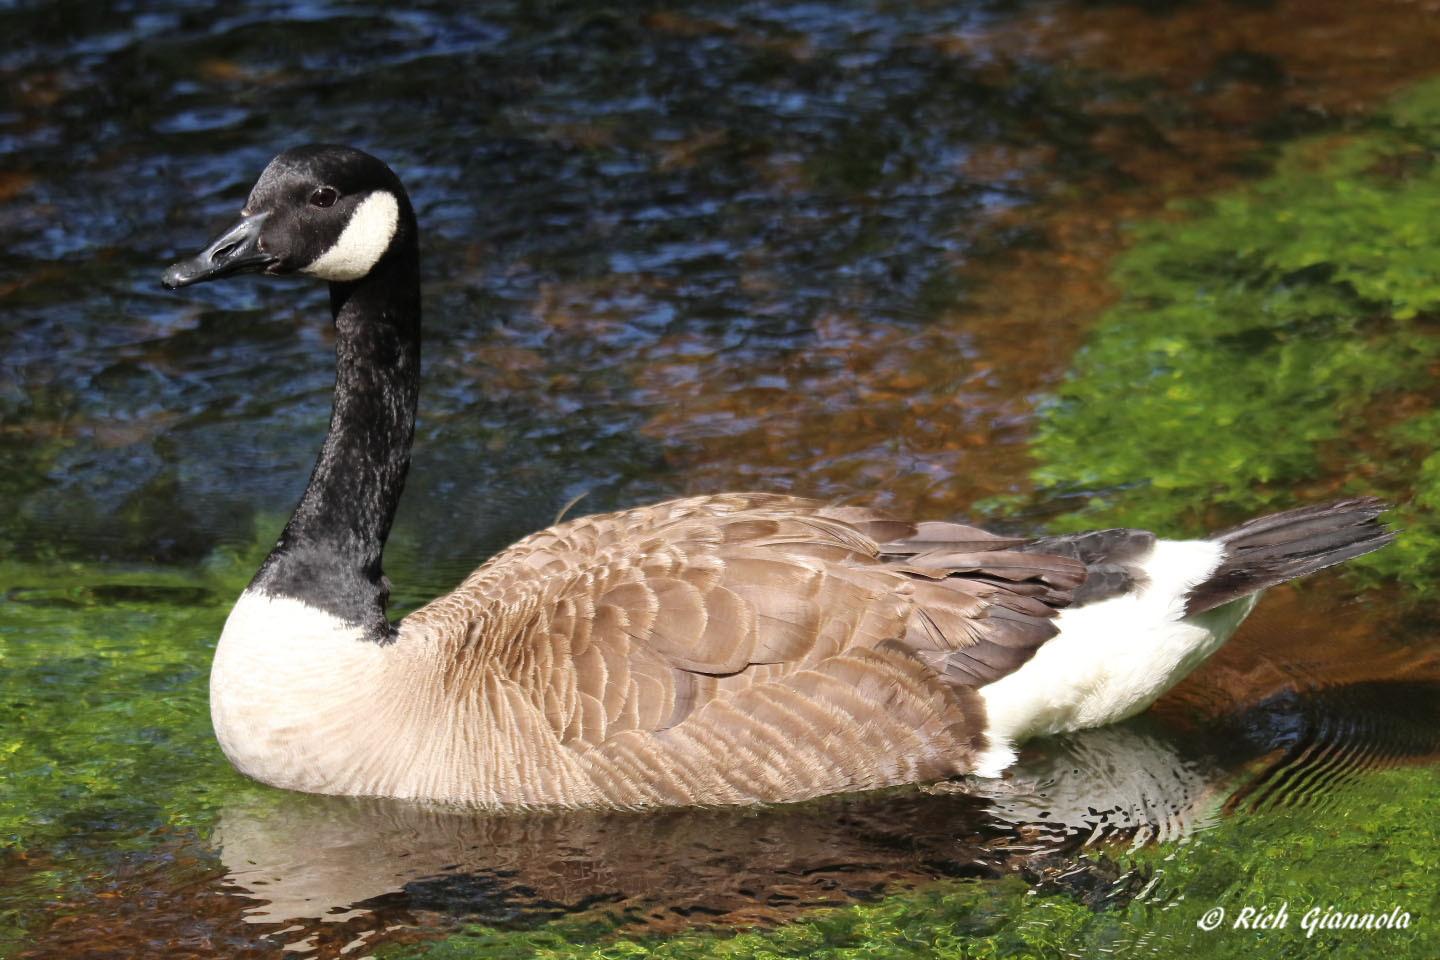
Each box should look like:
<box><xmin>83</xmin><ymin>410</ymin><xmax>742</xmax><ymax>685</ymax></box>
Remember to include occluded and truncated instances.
<box><xmin>4</xmin><ymin>0</ymin><xmax>1440</xmax><ymax>957</ymax></box>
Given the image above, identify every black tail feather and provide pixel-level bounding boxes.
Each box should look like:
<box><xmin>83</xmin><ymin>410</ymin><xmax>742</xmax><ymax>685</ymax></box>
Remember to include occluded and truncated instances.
<box><xmin>1184</xmin><ymin>497</ymin><xmax>1394</xmax><ymax>616</ymax></box>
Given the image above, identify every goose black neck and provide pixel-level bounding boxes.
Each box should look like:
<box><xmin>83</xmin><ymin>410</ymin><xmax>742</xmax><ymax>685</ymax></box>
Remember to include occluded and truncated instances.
<box><xmin>250</xmin><ymin>245</ymin><xmax>421</xmax><ymax>643</ymax></box>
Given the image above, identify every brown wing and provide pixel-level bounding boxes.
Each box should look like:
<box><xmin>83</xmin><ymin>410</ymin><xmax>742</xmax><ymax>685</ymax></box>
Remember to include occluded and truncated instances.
<box><xmin>405</xmin><ymin>493</ymin><xmax>1086</xmax><ymax>805</ymax></box>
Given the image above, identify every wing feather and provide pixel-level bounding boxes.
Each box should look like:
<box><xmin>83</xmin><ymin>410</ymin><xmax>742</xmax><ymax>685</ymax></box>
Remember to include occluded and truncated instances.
<box><xmin>404</xmin><ymin>492</ymin><xmax>1094</xmax><ymax>804</ymax></box>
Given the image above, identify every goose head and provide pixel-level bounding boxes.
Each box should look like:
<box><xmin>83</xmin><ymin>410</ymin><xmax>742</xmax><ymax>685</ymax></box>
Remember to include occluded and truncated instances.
<box><xmin>160</xmin><ymin>144</ymin><xmax>424</xmax><ymax>652</ymax></box>
<box><xmin>162</xmin><ymin>144</ymin><xmax>415</xmax><ymax>290</ymax></box>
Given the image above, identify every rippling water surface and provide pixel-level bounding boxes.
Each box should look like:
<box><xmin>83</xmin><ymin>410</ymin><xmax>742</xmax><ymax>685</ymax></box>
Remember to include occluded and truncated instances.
<box><xmin>4</xmin><ymin>1</ymin><xmax>1440</xmax><ymax>957</ymax></box>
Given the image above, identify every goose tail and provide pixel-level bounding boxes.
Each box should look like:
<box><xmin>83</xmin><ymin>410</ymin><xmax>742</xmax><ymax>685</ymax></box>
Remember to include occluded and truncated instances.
<box><xmin>971</xmin><ymin>498</ymin><xmax>1393</xmax><ymax>778</ymax></box>
<box><xmin>1184</xmin><ymin>497</ymin><xmax>1394</xmax><ymax>615</ymax></box>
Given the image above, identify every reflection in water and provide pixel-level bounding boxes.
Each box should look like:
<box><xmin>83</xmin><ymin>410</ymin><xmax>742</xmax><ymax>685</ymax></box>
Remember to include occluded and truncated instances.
<box><xmin>209</xmin><ymin>680</ymin><xmax>1440</xmax><ymax>953</ymax></box>
<box><xmin>957</xmin><ymin>726</ymin><xmax>1227</xmax><ymax>853</ymax></box>
<box><xmin>1221</xmin><ymin>682</ymin><xmax>1440</xmax><ymax>816</ymax></box>
<box><xmin>215</xmin><ymin>784</ymin><xmax>998</xmax><ymax>930</ymax></box>
<box><xmin>220</xmin><ymin>731</ymin><xmax>1222</xmax><ymax>939</ymax></box>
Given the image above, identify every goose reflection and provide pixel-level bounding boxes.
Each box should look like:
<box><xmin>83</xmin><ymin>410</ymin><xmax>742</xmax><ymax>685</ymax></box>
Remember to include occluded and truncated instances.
<box><xmin>211</xmin><ymin>722</ymin><xmax>1229</xmax><ymax>929</ymax></box>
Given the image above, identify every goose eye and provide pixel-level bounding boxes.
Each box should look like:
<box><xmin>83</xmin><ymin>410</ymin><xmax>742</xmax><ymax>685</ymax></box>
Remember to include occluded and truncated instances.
<box><xmin>309</xmin><ymin>186</ymin><xmax>338</xmax><ymax>208</ymax></box>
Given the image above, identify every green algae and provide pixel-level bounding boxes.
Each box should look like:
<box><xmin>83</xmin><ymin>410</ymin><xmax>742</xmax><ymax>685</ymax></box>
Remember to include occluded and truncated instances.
<box><xmin>991</xmin><ymin>78</ymin><xmax>1440</xmax><ymax>598</ymax></box>
<box><xmin>0</xmin><ymin>550</ymin><xmax>274</xmax><ymax>947</ymax></box>
<box><xmin>1</xmin><ymin>564</ymin><xmax>227</xmax><ymax>846</ymax></box>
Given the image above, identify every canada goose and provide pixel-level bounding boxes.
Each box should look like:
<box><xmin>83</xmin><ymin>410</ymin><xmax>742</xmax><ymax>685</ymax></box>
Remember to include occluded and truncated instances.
<box><xmin>161</xmin><ymin>144</ymin><xmax>1394</xmax><ymax>809</ymax></box>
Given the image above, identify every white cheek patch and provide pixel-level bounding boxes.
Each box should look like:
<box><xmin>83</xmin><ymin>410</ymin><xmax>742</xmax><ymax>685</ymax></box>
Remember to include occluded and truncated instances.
<box><xmin>302</xmin><ymin>190</ymin><xmax>400</xmax><ymax>281</ymax></box>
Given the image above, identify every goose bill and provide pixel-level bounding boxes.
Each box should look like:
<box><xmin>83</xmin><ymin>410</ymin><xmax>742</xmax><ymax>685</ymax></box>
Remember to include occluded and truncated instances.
<box><xmin>162</xmin><ymin>211</ymin><xmax>279</xmax><ymax>289</ymax></box>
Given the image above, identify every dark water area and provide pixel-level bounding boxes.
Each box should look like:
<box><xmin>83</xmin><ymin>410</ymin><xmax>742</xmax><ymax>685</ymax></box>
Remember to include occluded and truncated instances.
<box><xmin>5</xmin><ymin>0</ymin><xmax>1440</xmax><ymax>957</ymax></box>
<box><xmin>5</xmin><ymin>0</ymin><xmax>1402</xmax><ymax>574</ymax></box>
<box><xmin>5</xmin><ymin>0</ymin><xmax>1069</xmax><ymax>573</ymax></box>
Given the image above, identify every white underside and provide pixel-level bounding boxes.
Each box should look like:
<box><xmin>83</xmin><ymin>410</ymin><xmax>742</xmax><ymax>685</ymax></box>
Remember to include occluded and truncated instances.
<box><xmin>974</xmin><ymin>538</ymin><xmax>1255</xmax><ymax>777</ymax></box>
